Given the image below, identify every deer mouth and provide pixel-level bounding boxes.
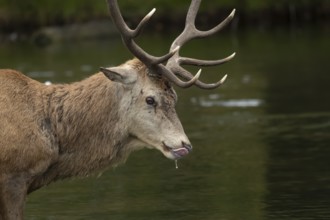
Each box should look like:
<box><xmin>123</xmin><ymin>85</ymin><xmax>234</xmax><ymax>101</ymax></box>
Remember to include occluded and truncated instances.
<box><xmin>162</xmin><ymin>142</ymin><xmax>192</xmax><ymax>159</ymax></box>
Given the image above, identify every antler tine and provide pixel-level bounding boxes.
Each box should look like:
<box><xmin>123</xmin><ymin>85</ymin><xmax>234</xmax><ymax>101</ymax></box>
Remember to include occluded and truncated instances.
<box><xmin>170</xmin><ymin>6</ymin><xmax>236</xmax><ymax>50</ymax></box>
<box><xmin>158</xmin><ymin>65</ymin><xmax>201</xmax><ymax>88</ymax></box>
<box><xmin>186</xmin><ymin>0</ymin><xmax>201</xmax><ymax>28</ymax></box>
<box><xmin>107</xmin><ymin>0</ymin><xmax>178</xmax><ymax>66</ymax></box>
<box><xmin>107</xmin><ymin>0</ymin><xmax>157</xmax><ymax>38</ymax></box>
<box><xmin>134</xmin><ymin>8</ymin><xmax>156</xmax><ymax>38</ymax></box>
<box><xmin>197</xmin><ymin>9</ymin><xmax>236</xmax><ymax>38</ymax></box>
<box><xmin>165</xmin><ymin>0</ymin><xmax>236</xmax><ymax>89</ymax></box>
<box><xmin>179</xmin><ymin>52</ymin><xmax>236</xmax><ymax>67</ymax></box>
<box><xmin>171</xmin><ymin>64</ymin><xmax>228</xmax><ymax>89</ymax></box>
<box><xmin>169</xmin><ymin>0</ymin><xmax>201</xmax><ymax>50</ymax></box>
<box><xmin>107</xmin><ymin>0</ymin><xmax>131</xmax><ymax>36</ymax></box>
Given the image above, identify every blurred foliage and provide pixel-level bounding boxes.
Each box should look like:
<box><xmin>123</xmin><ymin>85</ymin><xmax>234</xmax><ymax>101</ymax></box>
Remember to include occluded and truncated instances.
<box><xmin>0</xmin><ymin>0</ymin><xmax>107</xmax><ymax>28</ymax></box>
<box><xmin>0</xmin><ymin>0</ymin><xmax>329</xmax><ymax>31</ymax></box>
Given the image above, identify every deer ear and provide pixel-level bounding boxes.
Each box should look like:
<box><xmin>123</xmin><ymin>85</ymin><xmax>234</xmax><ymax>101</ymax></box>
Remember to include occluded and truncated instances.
<box><xmin>100</xmin><ymin>67</ymin><xmax>137</xmax><ymax>84</ymax></box>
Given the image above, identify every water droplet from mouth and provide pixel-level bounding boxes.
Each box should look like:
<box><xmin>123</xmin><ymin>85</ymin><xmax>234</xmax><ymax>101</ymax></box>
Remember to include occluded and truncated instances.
<box><xmin>175</xmin><ymin>160</ymin><xmax>179</xmax><ymax>169</ymax></box>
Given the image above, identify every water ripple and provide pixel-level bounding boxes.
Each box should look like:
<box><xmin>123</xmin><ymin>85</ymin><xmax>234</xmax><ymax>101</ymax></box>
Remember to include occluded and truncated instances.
<box><xmin>191</xmin><ymin>97</ymin><xmax>263</xmax><ymax>108</ymax></box>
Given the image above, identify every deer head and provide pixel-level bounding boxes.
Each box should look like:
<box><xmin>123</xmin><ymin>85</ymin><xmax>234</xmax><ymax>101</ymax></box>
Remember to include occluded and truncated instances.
<box><xmin>100</xmin><ymin>0</ymin><xmax>235</xmax><ymax>160</ymax></box>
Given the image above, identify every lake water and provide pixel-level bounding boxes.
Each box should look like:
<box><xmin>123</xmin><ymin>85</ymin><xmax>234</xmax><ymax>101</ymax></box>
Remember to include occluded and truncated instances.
<box><xmin>0</xmin><ymin>25</ymin><xmax>330</xmax><ymax>219</ymax></box>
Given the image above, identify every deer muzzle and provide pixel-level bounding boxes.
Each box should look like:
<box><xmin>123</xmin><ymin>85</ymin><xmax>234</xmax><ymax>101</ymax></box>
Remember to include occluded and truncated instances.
<box><xmin>163</xmin><ymin>141</ymin><xmax>192</xmax><ymax>159</ymax></box>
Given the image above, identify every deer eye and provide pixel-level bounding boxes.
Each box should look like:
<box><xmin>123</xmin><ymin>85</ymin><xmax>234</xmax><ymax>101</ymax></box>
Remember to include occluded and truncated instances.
<box><xmin>146</xmin><ymin>97</ymin><xmax>156</xmax><ymax>106</ymax></box>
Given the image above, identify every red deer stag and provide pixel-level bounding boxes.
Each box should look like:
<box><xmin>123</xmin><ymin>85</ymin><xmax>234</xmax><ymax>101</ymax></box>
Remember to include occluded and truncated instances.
<box><xmin>0</xmin><ymin>0</ymin><xmax>235</xmax><ymax>219</ymax></box>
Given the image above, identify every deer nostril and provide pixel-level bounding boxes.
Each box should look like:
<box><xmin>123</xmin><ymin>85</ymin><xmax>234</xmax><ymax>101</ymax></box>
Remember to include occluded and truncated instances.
<box><xmin>182</xmin><ymin>141</ymin><xmax>192</xmax><ymax>152</ymax></box>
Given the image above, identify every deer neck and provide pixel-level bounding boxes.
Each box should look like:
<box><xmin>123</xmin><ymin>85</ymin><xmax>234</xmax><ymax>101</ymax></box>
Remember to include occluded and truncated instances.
<box><xmin>45</xmin><ymin>73</ymin><xmax>136</xmax><ymax>177</ymax></box>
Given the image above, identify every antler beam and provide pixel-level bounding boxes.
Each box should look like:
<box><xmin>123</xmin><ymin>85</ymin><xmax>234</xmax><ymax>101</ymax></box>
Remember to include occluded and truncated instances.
<box><xmin>107</xmin><ymin>0</ymin><xmax>236</xmax><ymax>89</ymax></box>
<box><xmin>166</xmin><ymin>0</ymin><xmax>236</xmax><ymax>89</ymax></box>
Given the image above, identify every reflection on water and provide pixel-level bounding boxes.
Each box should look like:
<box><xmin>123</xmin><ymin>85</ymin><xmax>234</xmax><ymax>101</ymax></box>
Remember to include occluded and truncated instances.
<box><xmin>0</xmin><ymin>26</ymin><xmax>330</xmax><ymax>219</ymax></box>
<box><xmin>263</xmin><ymin>112</ymin><xmax>330</xmax><ymax>220</ymax></box>
<box><xmin>191</xmin><ymin>96</ymin><xmax>263</xmax><ymax>107</ymax></box>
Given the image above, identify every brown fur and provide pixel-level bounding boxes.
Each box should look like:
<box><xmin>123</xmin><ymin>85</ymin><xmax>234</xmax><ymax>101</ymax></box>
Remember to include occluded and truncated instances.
<box><xmin>0</xmin><ymin>58</ymin><xmax>190</xmax><ymax>219</ymax></box>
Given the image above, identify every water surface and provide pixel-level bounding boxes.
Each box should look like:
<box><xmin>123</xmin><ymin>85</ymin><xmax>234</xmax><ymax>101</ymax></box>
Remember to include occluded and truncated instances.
<box><xmin>0</xmin><ymin>26</ymin><xmax>329</xmax><ymax>220</ymax></box>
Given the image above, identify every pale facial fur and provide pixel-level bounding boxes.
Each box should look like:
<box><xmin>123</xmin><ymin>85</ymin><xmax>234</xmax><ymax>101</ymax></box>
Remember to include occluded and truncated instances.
<box><xmin>103</xmin><ymin>59</ymin><xmax>192</xmax><ymax>160</ymax></box>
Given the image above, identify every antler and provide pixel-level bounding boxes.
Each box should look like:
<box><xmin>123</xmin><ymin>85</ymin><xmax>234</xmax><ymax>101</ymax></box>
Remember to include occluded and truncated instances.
<box><xmin>106</xmin><ymin>0</ymin><xmax>235</xmax><ymax>89</ymax></box>
<box><xmin>166</xmin><ymin>0</ymin><xmax>236</xmax><ymax>89</ymax></box>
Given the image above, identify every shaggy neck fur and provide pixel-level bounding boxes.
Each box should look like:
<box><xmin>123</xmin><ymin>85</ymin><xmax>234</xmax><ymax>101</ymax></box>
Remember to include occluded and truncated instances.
<box><xmin>29</xmin><ymin>73</ymin><xmax>138</xmax><ymax>191</ymax></box>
